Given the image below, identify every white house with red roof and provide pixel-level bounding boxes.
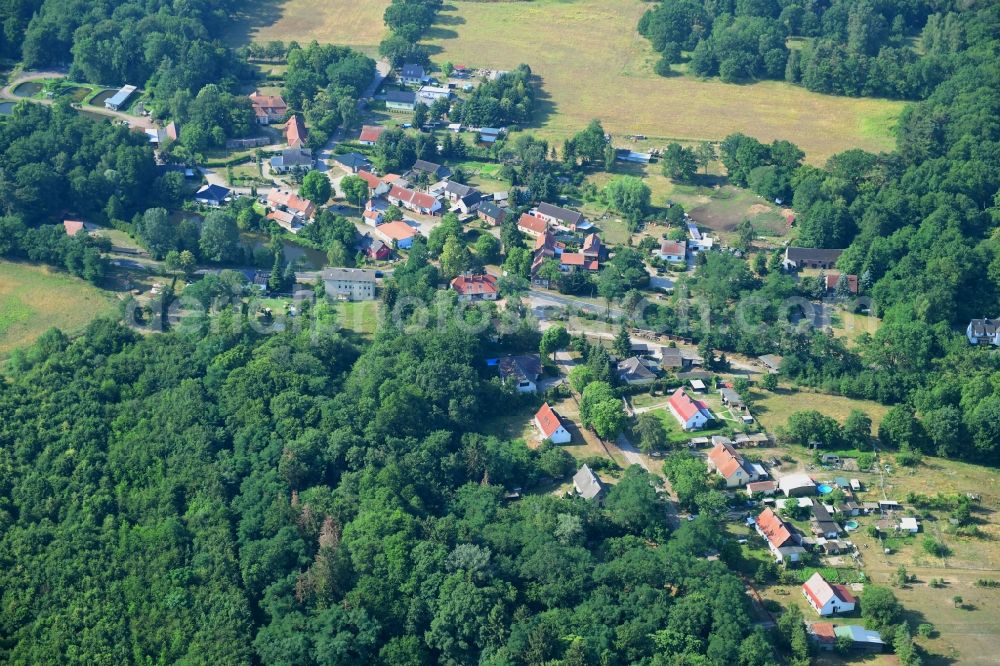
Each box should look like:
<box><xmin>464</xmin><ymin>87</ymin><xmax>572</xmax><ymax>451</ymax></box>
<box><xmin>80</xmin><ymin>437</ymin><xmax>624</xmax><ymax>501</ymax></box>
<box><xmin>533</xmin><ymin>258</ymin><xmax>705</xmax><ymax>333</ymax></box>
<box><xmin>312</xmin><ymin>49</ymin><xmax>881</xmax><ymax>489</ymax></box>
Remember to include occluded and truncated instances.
<box><xmin>373</xmin><ymin>221</ymin><xmax>419</xmax><ymax>249</ymax></box>
<box><xmin>534</xmin><ymin>402</ymin><xmax>571</xmax><ymax>444</ymax></box>
<box><xmin>517</xmin><ymin>213</ymin><xmax>549</xmax><ymax>238</ymax></box>
<box><xmin>667</xmin><ymin>388</ymin><xmax>713</xmax><ymax>430</ymax></box>
<box><xmin>755</xmin><ymin>507</ymin><xmax>805</xmax><ymax>562</ymax></box>
<box><xmin>658</xmin><ymin>239</ymin><xmax>687</xmax><ymax>263</ymax></box>
<box><xmin>707</xmin><ymin>439</ymin><xmax>754</xmax><ymax>487</ymax></box>
<box><xmin>249</xmin><ymin>91</ymin><xmax>287</xmax><ymax>124</ymax></box>
<box><xmin>387</xmin><ymin>185</ymin><xmax>441</xmax><ymax>215</ymax></box>
<box><xmin>357</xmin><ymin>125</ymin><xmax>385</xmax><ymax>145</ymax></box>
<box><xmin>802</xmin><ymin>573</ymin><xmax>857</xmax><ymax>616</ymax></box>
<box><xmin>450</xmin><ymin>273</ymin><xmax>498</xmax><ymax>301</ymax></box>
<box><xmin>559</xmin><ymin>252</ymin><xmax>599</xmax><ymax>272</ymax></box>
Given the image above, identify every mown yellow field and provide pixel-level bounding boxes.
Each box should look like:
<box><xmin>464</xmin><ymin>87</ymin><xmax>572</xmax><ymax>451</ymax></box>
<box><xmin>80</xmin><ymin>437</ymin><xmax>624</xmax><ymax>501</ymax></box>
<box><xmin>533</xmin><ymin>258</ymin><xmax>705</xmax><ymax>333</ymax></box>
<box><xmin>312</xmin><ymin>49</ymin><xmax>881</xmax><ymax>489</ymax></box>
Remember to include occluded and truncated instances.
<box><xmin>0</xmin><ymin>261</ymin><xmax>116</xmax><ymax>360</ymax></box>
<box><xmin>225</xmin><ymin>0</ymin><xmax>390</xmax><ymax>52</ymax></box>
<box><xmin>425</xmin><ymin>0</ymin><xmax>904</xmax><ymax>162</ymax></box>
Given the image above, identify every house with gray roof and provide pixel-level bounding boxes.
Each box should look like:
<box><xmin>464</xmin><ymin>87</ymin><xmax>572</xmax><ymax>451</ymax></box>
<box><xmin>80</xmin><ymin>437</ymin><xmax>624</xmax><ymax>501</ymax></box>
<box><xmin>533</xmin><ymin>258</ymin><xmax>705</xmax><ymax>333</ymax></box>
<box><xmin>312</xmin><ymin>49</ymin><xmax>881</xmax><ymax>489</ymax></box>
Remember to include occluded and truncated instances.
<box><xmin>573</xmin><ymin>464</ymin><xmax>606</xmax><ymax>501</ymax></box>
<box><xmin>617</xmin><ymin>356</ymin><xmax>657</xmax><ymax>385</ymax></box>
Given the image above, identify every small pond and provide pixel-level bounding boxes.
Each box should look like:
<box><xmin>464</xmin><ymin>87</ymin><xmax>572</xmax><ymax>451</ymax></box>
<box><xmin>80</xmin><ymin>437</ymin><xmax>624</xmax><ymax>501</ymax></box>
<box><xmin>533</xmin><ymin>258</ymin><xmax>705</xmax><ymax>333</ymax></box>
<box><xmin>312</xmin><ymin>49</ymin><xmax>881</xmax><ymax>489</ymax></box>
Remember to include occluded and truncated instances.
<box><xmin>88</xmin><ymin>89</ymin><xmax>118</xmax><ymax>107</ymax></box>
<box><xmin>0</xmin><ymin>102</ymin><xmax>15</xmax><ymax>115</ymax></box>
<box><xmin>12</xmin><ymin>81</ymin><xmax>42</xmax><ymax>97</ymax></box>
<box><xmin>248</xmin><ymin>236</ymin><xmax>326</xmax><ymax>271</ymax></box>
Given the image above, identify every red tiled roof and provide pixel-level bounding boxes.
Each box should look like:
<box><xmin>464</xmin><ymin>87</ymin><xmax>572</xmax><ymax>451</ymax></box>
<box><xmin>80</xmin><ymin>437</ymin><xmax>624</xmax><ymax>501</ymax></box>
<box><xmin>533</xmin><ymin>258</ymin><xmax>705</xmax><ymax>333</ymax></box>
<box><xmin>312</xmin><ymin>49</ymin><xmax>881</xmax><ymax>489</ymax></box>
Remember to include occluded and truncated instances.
<box><xmin>709</xmin><ymin>441</ymin><xmax>745</xmax><ymax>479</ymax></box>
<box><xmin>824</xmin><ymin>272</ymin><xmax>859</xmax><ymax>293</ymax></box>
<box><xmin>268</xmin><ymin>189</ymin><xmax>315</xmax><ymax>217</ymax></box>
<box><xmin>358</xmin><ymin>125</ymin><xmax>385</xmax><ymax>143</ymax></box>
<box><xmin>450</xmin><ymin>273</ymin><xmax>498</xmax><ymax>296</ymax></box>
<box><xmin>748</xmin><ymin>480</ymin><xmax>777</xmax><ymax>492</ymax></box>
<box><xmin>810</xmin><ymin>622</ymin><xmax>836</xmax><ymax>644</ymax></box>
<box><xmin>285</xmin><ymin>114</ymin><xmax>307</xmax><ymax>147</ymax></box>
<box><xmin>660</xmin><ymin>239</ymin><xmax>686</xmax><ymax>256</ymax></box>
<box><xmin>583</xmin><ymin>259</ymin><xmax>599</xmax><ymax>271</ymax></box>
<box><xmin>363</xmin><ymin>209</ymin><xmax>382</xmax><ymax>221</ymax></box>
<box><xmin>249</xmin><ymin>92</ymin><xmax>286</xmax><ymax>116</ymax></box>
<box><xmin>669</xmin><ymin>388</ymin><xmax>703</xmax><ymax>422</ymax></box>
<box><xmin>63</xmin><ymin>220</ymin><xmax>85</xmax><ymax>235</ymax></box>
<box><xmin>756</xmin><ymin>508</ymin><xmax>793</xmax><ymax>549</ymax></box>
<box><xmin>583</xmin><ymin>232</ymin><xmax>601</xmax><ymax>254</ymax></box>
<box><xmin>560</xmin><ymin>252</ymin><xmax>586</xmax><ymax>266</ymax></box>
<box><xmin>803</xmin><ymin>573</ymin><xmax>855</xmax><ymax>609</ymax></box>
<box><xmin>534</xmin><ymin>230</ymin><xmax>555</xmax><ymax>252</ymax></box>
<box><xmin>377</xmin><ymin>221</ymin><xmax>419</xmax><ymax>241</ymax></box>
<box><xmin>535</xmin><ymin>402</ymin><xmax>564</xmax><ymax>438</ymax></box>
<box><xmin>389</xmin><ymin>185</ymin><xmax>438</xmax><ymax>210</ymax></box>
<box><xmin>517</xmin><ymin>213</ymin><xmax>548</xmax><ymax>235</ymax></box>
<box><xmin>358</xmin><ymin>170</ymin><xmax>381</xmax><ymax>189</ymax></box>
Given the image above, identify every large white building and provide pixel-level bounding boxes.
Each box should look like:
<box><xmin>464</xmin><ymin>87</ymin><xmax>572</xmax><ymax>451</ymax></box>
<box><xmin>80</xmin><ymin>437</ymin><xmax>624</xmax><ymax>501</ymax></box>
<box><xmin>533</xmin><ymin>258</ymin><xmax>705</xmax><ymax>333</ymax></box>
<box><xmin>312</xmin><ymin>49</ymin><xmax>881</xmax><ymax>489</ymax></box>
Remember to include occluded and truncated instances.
<box><xmin>315</xmin><ymin>268</ymin><xmax>377</xmax><ymax>301</ymax></box>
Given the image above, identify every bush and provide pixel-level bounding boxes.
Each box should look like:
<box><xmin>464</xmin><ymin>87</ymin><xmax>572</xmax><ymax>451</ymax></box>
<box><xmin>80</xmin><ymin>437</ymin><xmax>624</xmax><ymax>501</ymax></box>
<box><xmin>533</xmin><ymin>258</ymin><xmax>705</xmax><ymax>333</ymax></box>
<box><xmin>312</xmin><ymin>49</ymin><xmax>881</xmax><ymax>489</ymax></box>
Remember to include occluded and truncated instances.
<box><xmin>922</xmin><ymin>537</ymin><xmax>951</xmax><ymax>558</ymax></box>
<box><xmin>917</xmin><ymin>623</ymin><xmax>934</xmax><ymax>638</ymax></box>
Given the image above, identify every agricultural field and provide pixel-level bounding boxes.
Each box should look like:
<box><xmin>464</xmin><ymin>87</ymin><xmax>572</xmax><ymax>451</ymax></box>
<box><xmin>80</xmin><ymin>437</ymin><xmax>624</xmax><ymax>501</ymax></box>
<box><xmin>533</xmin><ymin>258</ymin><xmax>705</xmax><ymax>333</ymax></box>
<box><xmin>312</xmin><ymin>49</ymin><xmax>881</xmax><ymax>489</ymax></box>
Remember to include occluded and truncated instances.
<box><xmin>424</xmin><ymin>0</ymin><xmax>905</xmax><ymax>162</ymax></box>
<box><xmin>0</xmin><ymin>261</ymin><xmax>117</xmax><ymax>360</ymax></box>
<box><xmin>224</xmin><ymin>0</ymin><xmax>390</xmax><ymax>53</ymax></box>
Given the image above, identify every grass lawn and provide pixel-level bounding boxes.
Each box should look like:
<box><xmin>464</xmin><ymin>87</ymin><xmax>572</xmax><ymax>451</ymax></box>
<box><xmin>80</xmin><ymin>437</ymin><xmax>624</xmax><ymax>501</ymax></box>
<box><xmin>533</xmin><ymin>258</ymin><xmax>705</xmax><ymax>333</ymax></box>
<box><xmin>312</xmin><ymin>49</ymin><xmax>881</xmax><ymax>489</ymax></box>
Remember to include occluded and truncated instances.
<box><xmin>333</xmin><ymin>300</ymin><xmax>380</xmax><ymax>337</ymax></box>
<box><xmin>223</xmin><ymin>0</ymin><xmax>389</xmax><ymax>52</ymax></box>
<box><xmin>829</xmin><ymin>308</ymin><xmax>881</xmax><ymax>346</ymax></box>
<box><xmin>0</xmin><ymin>261</ymin><xmax>117</xmax><ymax>361</ymax></box>
<box><xmin>753</xmin><ymin>386</ymin><xmax>891</xmax><ymax>433</ymax></box>
<box><xmin>423</xmin><ymin>0</ymin><xmax>904</xmax><ymax>163</ymax></box>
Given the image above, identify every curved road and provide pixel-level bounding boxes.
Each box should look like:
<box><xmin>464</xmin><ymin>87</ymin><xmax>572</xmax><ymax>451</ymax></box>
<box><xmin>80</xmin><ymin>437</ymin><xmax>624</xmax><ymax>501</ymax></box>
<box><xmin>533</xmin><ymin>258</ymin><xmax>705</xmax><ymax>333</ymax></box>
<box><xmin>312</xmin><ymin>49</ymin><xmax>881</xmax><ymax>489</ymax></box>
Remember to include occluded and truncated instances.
<box><xmin>1</xmin><ymin>70</ymin><xmax>157</xmax><ymax>129</ymax></box>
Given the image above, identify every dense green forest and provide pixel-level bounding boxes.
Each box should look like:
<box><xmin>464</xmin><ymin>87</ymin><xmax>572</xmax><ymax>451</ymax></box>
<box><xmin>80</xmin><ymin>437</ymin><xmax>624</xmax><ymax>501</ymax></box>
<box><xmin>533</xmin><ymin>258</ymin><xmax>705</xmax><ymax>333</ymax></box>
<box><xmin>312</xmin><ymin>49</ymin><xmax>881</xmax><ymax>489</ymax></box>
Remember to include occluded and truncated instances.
<box><xmin>639</xmin><ymin>0</ymin><xmax>971</xmax><ymax>98</ymax></box>
<box><xmin>0</xmin><ymin>270</ymin><xmax>776</xmax><ymax>664</ymax></box>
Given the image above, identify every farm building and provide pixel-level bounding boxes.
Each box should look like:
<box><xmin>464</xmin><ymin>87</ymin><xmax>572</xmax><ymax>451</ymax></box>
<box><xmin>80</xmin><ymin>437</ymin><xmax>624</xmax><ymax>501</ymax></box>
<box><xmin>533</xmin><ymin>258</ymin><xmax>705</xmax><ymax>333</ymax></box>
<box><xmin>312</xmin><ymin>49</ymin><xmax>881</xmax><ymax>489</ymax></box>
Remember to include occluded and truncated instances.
<box><xmin>535</xmin><ymin>202</ymin><xmax>588</xmax><ymax>231</ymax></box>
<box><xmin>105</xmin><ymin>84</ymin><xmax>137</xmax><ymax>111</ymax></box>
<box><xmin>778</xmin><ymin>473</ymin><xmax>816</xmax><ymax>497</ymax></box>
<box><xmin>783</xmin><ymin>246</ymin><xmax>843</xmax><ymax>271</ymax></box>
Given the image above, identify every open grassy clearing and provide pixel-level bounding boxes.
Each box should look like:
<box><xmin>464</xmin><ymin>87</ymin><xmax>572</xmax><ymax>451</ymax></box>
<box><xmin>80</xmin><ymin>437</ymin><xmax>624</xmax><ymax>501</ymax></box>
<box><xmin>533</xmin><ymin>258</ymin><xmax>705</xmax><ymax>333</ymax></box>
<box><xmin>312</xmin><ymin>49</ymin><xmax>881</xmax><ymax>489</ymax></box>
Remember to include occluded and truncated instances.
<box><xmin>752</xmin><ymin>385</ymin><xmax>891</xmax><ymax>433</ymax></box>
<box><xmin>424</xmin><ymin>0</ymin><xmax>904</xmax><ymax>163</ymax></box>
<box><xmin>223</xmin><ymin>0</ymin><xmax>389</xmax><ymax>52</ymax></box>
<box><xmin>0</xmin><ymin>260</ymin><xmax>117</xmax><ymax>360</ymax></box>
<box><xmin>332</xmin><ymin>301</ymin><xmax>380</xmax><ymax>337</ymax></box>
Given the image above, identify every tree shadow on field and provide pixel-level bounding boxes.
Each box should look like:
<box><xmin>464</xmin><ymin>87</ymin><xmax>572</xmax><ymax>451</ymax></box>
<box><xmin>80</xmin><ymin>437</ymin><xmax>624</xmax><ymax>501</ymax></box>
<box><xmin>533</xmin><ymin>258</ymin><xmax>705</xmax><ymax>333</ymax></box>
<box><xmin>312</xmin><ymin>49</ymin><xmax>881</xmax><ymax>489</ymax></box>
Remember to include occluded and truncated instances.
<box><xmin>524</xmin><ymin>74</ymin><xmax>556</xmax><ymax>130</ymax></box>
<box><xmin>435</xmin><ymin>14</ymin><xmax>465</xmax><ymax>26</ymax></box>
<box><xmin>224</xmin><ymin>0</ymin><xmax>284</xmax><ymax>47</ymax></box>
<box><xmin>425</xmin><ymin>26</ymin><xmax>459</xmax><ymax>41</ymax></box>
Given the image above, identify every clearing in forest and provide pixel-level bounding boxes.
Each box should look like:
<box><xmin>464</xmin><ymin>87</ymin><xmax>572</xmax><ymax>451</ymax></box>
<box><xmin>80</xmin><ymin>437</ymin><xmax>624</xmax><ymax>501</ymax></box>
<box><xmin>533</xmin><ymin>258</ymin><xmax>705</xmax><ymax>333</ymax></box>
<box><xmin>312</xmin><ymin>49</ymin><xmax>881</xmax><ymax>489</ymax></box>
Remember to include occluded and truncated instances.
<box><xmin>424</xmin><ymin>0</ymin><xmax>904</xmax><ymax>163</ymax></box>
<box><xmin>0</xmin><ymin>260</ymin><xmax>116</xmax><ymax>360</ymax></box>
